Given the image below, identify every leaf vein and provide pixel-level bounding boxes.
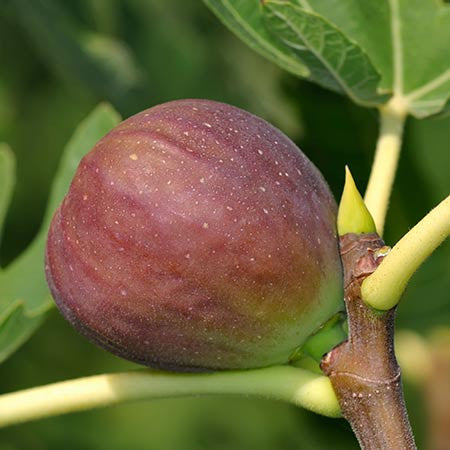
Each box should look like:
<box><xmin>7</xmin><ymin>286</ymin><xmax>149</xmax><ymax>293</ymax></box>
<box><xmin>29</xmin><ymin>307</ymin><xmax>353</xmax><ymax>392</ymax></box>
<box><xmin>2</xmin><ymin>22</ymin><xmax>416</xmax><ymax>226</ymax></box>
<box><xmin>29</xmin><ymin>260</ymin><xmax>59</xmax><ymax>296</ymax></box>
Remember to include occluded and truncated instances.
<box><xmin>389</xmin><ymin>0</ymin><xmax>404</xmax><ymax>95</ymax></box>
<box><xmin>222</xmin><ymin>0</ymin><xmax>305</xmax><ymax>74</ymax></box>
<box><xmin>406</xmin><ymin>69</ymin><xmax>450</xmax><ymax>101</ymax></box>
<box><xmin>270</xmin><ymin>7</ymin><xmax>362</xmax><ymax>104</ymax></box>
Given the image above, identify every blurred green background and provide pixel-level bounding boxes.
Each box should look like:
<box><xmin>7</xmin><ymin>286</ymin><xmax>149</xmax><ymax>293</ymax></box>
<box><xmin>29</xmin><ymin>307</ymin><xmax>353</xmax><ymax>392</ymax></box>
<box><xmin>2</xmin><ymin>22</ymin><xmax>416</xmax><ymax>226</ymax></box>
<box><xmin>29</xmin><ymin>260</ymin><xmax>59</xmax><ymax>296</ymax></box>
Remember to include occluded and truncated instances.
<box><xmin>0</xmin><ymin>0</ymin><xmax>448</xmax><ymax>449</ymax></box>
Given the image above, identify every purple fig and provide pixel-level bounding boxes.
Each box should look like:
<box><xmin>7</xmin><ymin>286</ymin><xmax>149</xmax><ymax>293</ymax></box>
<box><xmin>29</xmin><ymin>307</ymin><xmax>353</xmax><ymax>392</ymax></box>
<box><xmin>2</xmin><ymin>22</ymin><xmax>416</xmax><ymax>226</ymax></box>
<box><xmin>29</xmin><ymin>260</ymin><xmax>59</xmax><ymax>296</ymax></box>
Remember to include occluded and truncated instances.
<box><xmin>45</xmin><ymin>99</ymin><xmax>343</xmax><ymax>371</ymax></box>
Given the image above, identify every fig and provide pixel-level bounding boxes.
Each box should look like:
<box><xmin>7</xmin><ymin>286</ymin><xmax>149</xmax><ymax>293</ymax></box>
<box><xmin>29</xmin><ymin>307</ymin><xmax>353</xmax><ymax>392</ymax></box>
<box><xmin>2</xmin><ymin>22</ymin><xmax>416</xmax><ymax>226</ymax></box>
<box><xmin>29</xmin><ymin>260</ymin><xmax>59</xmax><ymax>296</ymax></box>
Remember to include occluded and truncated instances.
<box><xmin>45</xmin><ymin>99</ymin><xmax>343</xmax><ymax>371</ymax></box>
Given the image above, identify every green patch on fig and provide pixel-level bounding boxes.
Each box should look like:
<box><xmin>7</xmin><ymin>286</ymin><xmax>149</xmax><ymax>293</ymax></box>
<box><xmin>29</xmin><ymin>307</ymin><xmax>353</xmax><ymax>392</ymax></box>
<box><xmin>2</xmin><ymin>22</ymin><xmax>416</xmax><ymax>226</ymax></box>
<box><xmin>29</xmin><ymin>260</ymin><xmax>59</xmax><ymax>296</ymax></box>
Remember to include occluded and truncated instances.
<box><xmin>45</xmin><ymin>99</ymin><xmax>344</xmax><ymax>371</ymax></box>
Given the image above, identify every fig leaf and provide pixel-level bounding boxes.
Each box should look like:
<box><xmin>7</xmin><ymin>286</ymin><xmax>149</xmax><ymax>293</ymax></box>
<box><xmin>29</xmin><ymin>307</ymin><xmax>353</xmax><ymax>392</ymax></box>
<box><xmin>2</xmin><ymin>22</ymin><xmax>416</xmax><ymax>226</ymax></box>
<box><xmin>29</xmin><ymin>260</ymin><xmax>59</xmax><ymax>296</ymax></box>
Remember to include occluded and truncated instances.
<box><xmin>204</xmin><ymin>0</ymin><xmax>385</xmax><ymax>106</ymax></box>
<box><xmin>205</xmin><ymin>0</ymin><xmax>450</xmax><ymax>118</ymax></box>
<box><xmin>261</xmin><ymin>1</ymin><xmax>386</xmax><ymax>106</ymax></box>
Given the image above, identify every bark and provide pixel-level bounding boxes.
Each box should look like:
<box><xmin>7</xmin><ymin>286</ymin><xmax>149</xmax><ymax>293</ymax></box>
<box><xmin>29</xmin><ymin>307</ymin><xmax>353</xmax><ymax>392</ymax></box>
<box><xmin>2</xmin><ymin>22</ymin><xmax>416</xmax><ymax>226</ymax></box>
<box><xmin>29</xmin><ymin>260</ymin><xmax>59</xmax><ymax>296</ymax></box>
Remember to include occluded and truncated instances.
<box><xmin>321</xmin><ymin>233</ymin><xmax>416</xmax><ymax>449</ymax></box>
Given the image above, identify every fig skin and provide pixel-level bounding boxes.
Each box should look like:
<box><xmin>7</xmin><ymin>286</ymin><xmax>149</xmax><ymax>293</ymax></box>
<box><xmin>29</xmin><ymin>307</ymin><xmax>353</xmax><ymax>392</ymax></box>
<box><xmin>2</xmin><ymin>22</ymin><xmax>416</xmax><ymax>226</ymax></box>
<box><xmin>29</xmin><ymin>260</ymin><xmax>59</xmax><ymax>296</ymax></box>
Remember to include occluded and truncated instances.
<box><xmin>45</xmin><ymin>99</ymin><xmax>343</xmax><ymax>371</ymax></box>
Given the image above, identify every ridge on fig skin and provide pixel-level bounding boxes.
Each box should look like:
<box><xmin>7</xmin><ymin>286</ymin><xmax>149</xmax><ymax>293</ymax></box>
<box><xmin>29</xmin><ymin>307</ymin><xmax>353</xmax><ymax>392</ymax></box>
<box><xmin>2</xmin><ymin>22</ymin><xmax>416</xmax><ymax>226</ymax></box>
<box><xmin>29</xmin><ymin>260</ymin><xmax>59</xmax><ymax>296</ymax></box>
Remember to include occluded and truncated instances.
<box><xmin>45</xmin><ymin>99</ymin><xmax>344</xmax><ymax>371</ymax></box>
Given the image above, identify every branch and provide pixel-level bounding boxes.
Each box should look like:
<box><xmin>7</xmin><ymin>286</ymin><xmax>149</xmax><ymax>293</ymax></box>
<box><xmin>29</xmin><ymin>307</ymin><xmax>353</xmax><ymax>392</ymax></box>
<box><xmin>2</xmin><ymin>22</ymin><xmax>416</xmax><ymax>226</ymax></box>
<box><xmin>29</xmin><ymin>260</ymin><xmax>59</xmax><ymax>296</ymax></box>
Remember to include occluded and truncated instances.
<box><xmin>361</xmin><ymin>195</ymin><xmax>450</xmax><ymax>310</ymax></box>
<box><xmin>322</xmin><ymin>233</ymin><xmax>416</xmax><ymax>449</ymax></box>
<box><xmin>0</xmin><ymin>365</ymin><xmax>340</xmax><ymax>428</ymax></box>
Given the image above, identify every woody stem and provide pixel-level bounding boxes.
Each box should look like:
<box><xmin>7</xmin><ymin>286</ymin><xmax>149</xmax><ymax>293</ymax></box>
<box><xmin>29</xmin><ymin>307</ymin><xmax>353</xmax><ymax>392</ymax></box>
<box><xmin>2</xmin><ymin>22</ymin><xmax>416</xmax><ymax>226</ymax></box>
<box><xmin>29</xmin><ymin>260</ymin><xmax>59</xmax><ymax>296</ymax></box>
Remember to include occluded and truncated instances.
<box><xmin>321</xmin><ymin>233</ymin><xmax>416</xmax><ymax>449</ymax></box>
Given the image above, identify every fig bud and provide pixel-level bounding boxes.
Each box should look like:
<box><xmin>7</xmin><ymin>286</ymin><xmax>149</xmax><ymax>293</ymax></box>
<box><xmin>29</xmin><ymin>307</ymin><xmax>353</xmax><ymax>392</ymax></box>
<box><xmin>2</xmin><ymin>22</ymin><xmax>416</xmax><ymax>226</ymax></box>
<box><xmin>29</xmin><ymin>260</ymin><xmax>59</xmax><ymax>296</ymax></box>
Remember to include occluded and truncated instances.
<box><xmin>45</xmin><ymin>99</ymin><xmax>343</xmax><ymax>371</ymax></box>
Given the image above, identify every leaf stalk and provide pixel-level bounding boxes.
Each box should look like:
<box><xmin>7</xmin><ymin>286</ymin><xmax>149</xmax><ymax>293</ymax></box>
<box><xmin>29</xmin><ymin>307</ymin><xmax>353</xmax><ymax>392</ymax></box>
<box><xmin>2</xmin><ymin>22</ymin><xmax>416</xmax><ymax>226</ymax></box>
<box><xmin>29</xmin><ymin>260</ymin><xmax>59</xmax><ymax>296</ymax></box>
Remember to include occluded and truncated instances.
<box><xmin>361</xmin><ymin>195</ymin><xmax>450</xmax><ymax>310</ymax></box>
<box><xmin>0</xmin><ymin>365</ymin><xmax>340</xmax><ymax>428</ymax></box>
<box><xmin>364</xmin><ymin>99</ymin><xmax>407</xmax><ymax>235</ymax></box>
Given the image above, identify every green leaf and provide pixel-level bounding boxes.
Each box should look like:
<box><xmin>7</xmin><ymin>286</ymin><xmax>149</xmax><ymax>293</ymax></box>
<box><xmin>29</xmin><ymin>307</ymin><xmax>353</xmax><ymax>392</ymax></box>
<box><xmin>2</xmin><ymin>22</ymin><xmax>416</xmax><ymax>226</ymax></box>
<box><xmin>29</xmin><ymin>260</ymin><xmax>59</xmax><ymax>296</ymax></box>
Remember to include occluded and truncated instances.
<box><xmin>283</xmin><ymin>0</ymin><xmax>450</xmax><ymax>118</ymax></box>
<box><xmin>397</xmin><ymin>0</ymin><xmax>450</xmax><ymax>118</ymax></box>
<box><xmin>0</xmin><ymin>144</ymin><xmax>15</xmax><ymax>249</ymax></box>
<box><xmin>0</xmin><ymin>301</ymin><xmax>46</xmax><ymax>364</ymax></box>
<box><xmin>205</xmin><ymin>0</ymin><xmax>386</xmax><ymax>106</ymax></box>
<box><xmin>204</xmin><ymin>0</ymin><xmax>310</xmax><ymax>78</ymax></box>
<box><xmin>206</xmin><ymin>0</ymin><xmax>450</xmax><ymax>117</ymax></box>
<box><xmin>0</xmin><ymin>103</ymin><xmax>121</xmax><ymax>364</ymax></box>
<box><xmin>262</xmin><ymin>1</ymin><xmax>386</xmax><ymax>105</ymax></box>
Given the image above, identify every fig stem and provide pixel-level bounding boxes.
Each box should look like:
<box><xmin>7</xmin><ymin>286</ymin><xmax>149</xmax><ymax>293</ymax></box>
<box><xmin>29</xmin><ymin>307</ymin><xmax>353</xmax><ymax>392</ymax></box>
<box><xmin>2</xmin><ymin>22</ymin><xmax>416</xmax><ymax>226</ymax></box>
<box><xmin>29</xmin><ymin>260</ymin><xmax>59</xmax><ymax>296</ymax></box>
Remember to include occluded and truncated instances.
<box><xmin>364</xmin><ymin>99</ymin><xmax>407</xmax><ymax>235</ymax></box>
<box><xmin>361</xmin><ymin>195</ymin><xmax>450</xmax><ymax>310</ymax></box>
<box><xmin>0</xmin><ymin>365</ymin><xmax>340</xmax><ymax>428</ymax></box>
<box><xmin>322</xmin><ymin>233</ymin><xmax>416</xmax><ymax>449</ymax></box>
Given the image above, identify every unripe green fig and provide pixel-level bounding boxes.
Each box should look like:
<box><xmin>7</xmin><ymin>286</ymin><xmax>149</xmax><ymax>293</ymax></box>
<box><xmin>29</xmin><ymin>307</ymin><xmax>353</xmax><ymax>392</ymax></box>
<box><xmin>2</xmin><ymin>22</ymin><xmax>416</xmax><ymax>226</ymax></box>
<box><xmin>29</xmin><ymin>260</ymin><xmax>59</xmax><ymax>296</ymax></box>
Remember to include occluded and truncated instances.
<box><xmin>45</xmin><ymin>99</ymin><xmax>343</xmax><ymax>371</ymax></box>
